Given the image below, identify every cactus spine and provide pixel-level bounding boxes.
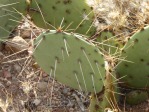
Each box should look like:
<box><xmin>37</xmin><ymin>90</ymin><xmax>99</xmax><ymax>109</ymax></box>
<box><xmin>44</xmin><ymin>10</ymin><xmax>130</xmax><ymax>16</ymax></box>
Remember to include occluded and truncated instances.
<box><xmin>96</xmin><ymin>31</ymin><xmax>122</xmax><ymax>55</ymax></box>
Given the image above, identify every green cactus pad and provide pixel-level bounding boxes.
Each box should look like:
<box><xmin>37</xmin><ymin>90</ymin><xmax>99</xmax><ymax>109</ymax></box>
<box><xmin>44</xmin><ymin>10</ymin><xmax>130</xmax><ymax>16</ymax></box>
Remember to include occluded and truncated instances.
<box><xmin>0</xmin><ymin>0</ymin><xmax>27</xmax><ymax>38</ymax></box>
<box><xmin>126</xmin><ymin>90</ymin><xmax>148</xmax><ymax>105</ymax></box>
<box><xmin>33</xmin><ymin>30</ymin><xmax>105</xmax><ymax>92</ymax></box>
<box><xmin>97</xmin><ymin>31</ymin><xmax>122</xmax><ymax>55</ymax></box>
<box><xmin>116</xmin><ymin>26</ymin><xmax>149</xmax><ymax>89</ymax></box>
<box><xmin>89</xmin><ymin>72</ymin><xmax>119</xmax><ymax>112</ymax></box>
<box><xmin>28</xmin><ymin>0</ymin><xmax>96</xmax><ymax>36</ymax></box>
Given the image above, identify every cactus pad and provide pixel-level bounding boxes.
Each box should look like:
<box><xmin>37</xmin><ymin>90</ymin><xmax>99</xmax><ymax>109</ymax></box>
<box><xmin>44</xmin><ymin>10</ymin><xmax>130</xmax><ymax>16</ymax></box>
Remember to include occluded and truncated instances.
<box><xmin>28</xmin><ymin>0</ymin><xmax>96</xmax><ymax>36</ymax></box>
<box><xmin>97</xmin><ymin>31</ymin><xmax>121</xmax><ymax>55</ymax></box>
<box><xmin>33</xmin><ymin>30</ymin><xmax>105</xmax><ymax>92</ymax></box>
<box><xmin>126</xmin><ymin>90</ymin><xmax>148</xmax><ymax>105</ymax></box>
<box><xmin>0</xmin><ymin>0</ymin><xmax>27</xmax><ymax>38</ymax></box>
<box><xmin>116</xmin><ymin>26</ymin><xmax>149</xmax><ymax>89</ymax></box>
<box><xmin>89</xmin><ymin>72</ymin><xmax>119</xmax><ymax>111</ymax></box>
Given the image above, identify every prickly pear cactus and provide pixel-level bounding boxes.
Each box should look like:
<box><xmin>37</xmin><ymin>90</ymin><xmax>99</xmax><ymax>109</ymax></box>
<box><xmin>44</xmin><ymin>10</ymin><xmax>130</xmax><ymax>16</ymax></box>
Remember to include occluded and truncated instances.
<box><xmin>89</xmin><ymin>71</ymin><xmax>119</xmax><ymax>112</ymax></box>
<box><xmin>33</xmin><ymin>30</ymin><xmax>105</xmax><ymax>92</ymax></box>
<box><xmin>28</xmin><ymin>0</ymin><xmax>96</xmax><ymax>36</ymax></box>
<box><xmin>126</xmin><ymin>90</ymin><xmax>148</xmax><ymax>105</ymax></box>
<box><xmin>96</xmin><ymin>31</ymin><xmax>122</xmax><ymax>55</ymax></box>
<box><xmin>116</xmin><ymin>26</ymin><xmax>149</xmax><ymax>89</ymax></box>
<box><xmin>0</xmin><ymin>0</ymin><xmax>28</xmax><ymax>38</ymax></box>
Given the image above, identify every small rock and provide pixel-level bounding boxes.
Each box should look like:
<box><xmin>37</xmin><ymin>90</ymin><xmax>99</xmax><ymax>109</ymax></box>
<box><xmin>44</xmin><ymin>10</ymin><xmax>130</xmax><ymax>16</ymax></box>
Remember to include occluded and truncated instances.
<box><xmin>9</xmin><ymin>109</ymin><xmax>15</xmax><ymax>112</ymax></box>
<box><xmin>33</xmin><ymin>99</ymin><xmax>41</xmax><ymax>106</ymax></box>
<box><xmin>6</xmin><ymin>81</ymin><xmax>12</xmax><ymax>87</ymax></box>
<box><xmin>14</xmin><ymin>64</ymin><xmax>21</xmax><ymax>73</ymax></box>
<box><xmin>69</xmin><ymin>108</ymin><xmax>74</xmax><ymax>112</ymax></box>
<box><xmin>5</xmin><ymin>36</ymin><xmax>29</xmax><ymax>52</ymax></box>
<box><xmin>29</xmin><ymin>93</ymin><xmax>35</xmax><ymax>97</ymax></box>
<box><xmin>145</xmin><ymin>107</ymin><xmax>149</xmax><ymax>112</ymax></box>
<box><xmin>20</xmin><ymin>21</ymin><xmax>30</xmax><ymax>29</ymax></box>
<box><xmin>42</xmin><ymin>73</ymin><xmax>48</xmax><ymax>77</ymax></box>
<box><xmin>37</xmin><ymin>81</ymin><xmax>48</xmax><ymax>91</ymax></box>
<box><xmin>0</xmin><ymin>82</ymin><xmax>4</xmax><ymax>87</ymax></box>
<box><xmin>26</xmin><ymin>71</ymin><xmax>35</xmax><ymax>79</ymax></box>
<box><xmin>3</xmin><ymin>69</ymin><xmax>12</xmax><ymax>78</ymax></box>
<box><xmin>62</xmin><ymin>88</ymin><xmax>69</xmax><ymax>95</ymax></box>
<box><xmin>67</xmin><ymin>92</ymin><xmax>71</xmax><ymax>96</ymax></box>
<box><xmin>53</xmin><ymin>96</ymin><xmax>57</xmax><ymax>100</ymax></box>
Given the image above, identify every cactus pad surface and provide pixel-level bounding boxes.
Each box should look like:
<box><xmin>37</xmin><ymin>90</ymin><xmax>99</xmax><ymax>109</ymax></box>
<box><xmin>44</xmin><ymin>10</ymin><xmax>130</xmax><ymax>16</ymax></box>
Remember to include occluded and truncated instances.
<box><xmin>33</xmin><ymin>30</ymin><xmax>105</xmax><ymax>92</ymax></box>
<box><xmin>28</xmin><ymin>0</ymin><xmax>96</xmax><ymax>36</ymax></box>
<box><xmin>126</xmin><ymin>90</ymin><xmax>148</xmax><ymax>105</ymax></box>
<box><xmin>116</xmin><ymin>26</ymin><xmax>149</xmax><ymax>89</ymax></box>
<box><xmin>0</xmin><ymin>0</ymin><xmax>27</xmax><ymax>38</ymax></box>
<box><xmin>97</xmin><ymin>31</ymin><xmax>121</xmax><ymax>55</ymax></box>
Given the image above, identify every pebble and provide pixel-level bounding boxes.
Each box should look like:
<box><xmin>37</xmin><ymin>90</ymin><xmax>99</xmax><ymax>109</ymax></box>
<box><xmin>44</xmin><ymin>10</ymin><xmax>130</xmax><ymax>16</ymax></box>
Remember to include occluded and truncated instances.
<box><xmin>62</xmin><ymin>88</ymin><xmax>69</xmax><ymax>94</ymax></box>
<box><xmin>67</xmin><ymin>92</ymin><xmax>71</xmax><ymax>96</ymax></box>
<box><xmin>3</xmin><ymin>69</ymin><xmax>12</xmax><ymax>78</ymax></box>
<box><xmin>69</xmin><ymin>108</ymin><xmax>74</xmax><ymax>112</ymax></box>
<box><xmin>9</xmin><ymin>110</ymin><xmax>15</xmax><ymax>112</ymax></box>
<box><xmin>29</xmin><ymin>92</ymin><xmax>35</xmax><ymax>97</ymax></box>
<box><xmin>5</xmin><ymin>36</ymin><xmax>29</xmax><ymax>52</ymax></box>
<box><xmin>20</xmin><ymin>21</ymin><xmax>30</xmax><ymax>29</ymax></box>
<box><xmin>14</xmin><ymin>64</ymin><xmax>21</xmax><ymax>73</ymax></box>
<box><xmin>6</xmin><ymin>81</ymin><xmax>12</xmax><ymax>87</ymax></box>
<box><xmin>0</xmin><ymin>82</ymin><xmax>4</xmax><ymax>87</ymax></box>
<box><xmin>33</xmin><ymin>99</ymin><xmax>41</xmax><ymax>106</ymax></box>
<box><xmin>37</xmin><ymin>81</ymin><xmax>48</xmax><ymax>92</ymax></box>
<box><xmin>42</xmin><ymin>73</ymin><xmax>48</xmax><ymax>77</ymax></box>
